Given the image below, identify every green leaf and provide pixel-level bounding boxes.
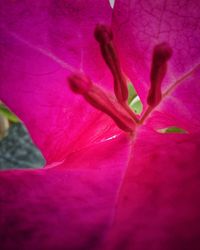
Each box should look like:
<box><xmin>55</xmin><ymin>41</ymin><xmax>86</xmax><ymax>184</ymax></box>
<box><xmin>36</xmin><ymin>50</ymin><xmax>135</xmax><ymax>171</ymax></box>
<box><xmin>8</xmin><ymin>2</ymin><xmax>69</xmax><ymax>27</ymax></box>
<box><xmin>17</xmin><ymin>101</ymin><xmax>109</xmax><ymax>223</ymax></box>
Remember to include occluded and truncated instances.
<box><xmin>129</xmin><ymin>99</ymin><xmax>143</xmax><ymax>114</ymax></box>
<box><xmin>0</xmin><ymin>104</ymin><xmax>19</xmax><ymax>123</ymax></box>
<box><xmin>157</xmin><ymin>126</ymin><xmax>188</xmax><ymax>134</ymax></box>
<box><xmin>128</xmin><ymin>83</ymin><xmax>137</xmax><ymax>104</ymax></box>
<box><xmin>127</xmin><ymin>82</ymin><xmax>143</xmax><ymax>114</ymax></box>
<box><xmin>130</xmin><ymin>100</ymin><xmax>143</xmax><ymax>114</ymax></box>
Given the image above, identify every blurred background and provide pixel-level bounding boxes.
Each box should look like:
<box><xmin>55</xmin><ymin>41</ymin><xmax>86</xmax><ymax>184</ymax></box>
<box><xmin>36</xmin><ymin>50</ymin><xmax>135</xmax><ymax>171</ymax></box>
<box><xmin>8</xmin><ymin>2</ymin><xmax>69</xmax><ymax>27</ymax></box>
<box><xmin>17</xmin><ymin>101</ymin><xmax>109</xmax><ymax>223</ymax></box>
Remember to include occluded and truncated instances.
<box><xmin>0</xmin><ymin>102</ymin><xmax>45</xmax><ymax>169</ymax></box>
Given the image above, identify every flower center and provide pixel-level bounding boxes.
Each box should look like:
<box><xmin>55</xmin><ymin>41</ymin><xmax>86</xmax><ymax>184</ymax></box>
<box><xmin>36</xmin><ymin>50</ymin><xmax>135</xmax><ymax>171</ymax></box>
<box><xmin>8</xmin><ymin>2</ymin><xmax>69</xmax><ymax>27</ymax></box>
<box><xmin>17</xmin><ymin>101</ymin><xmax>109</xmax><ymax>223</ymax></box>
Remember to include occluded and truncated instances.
<box><xmin>68</xmin><ymin>24</ymin><xmax>172</xmax><ymax>133</ymax></box>
<box><xmin>68</xmin><ymin>74</ymin><xmax>135</xmax><ymax>132</ymax></box>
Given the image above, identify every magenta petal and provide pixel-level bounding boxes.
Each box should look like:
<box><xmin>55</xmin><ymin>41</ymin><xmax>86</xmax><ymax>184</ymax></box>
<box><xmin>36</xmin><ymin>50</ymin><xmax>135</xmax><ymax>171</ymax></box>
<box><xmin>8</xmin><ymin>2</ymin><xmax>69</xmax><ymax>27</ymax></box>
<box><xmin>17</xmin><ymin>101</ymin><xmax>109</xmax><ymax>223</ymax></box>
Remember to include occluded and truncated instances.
<box><xmin>0</xmin><ymin>134</ymin><xmax>131</xmax><ymax>250</ymax></box>
<box><xmin>112</xmin><ymin>0</ymin><xmax>200</xmax><ymax>107</ymax></box>
<box><xmin>47</xmin><ymin>0</ymin><xmax>114</xmax><ymax>89</ymax></box>
<box><xmin>157</xmin><ymin>69</ymin><xmax>200</xmax><ymax>133</ymax></box>
<box><xmin>0</xmin><ymin>1</ymin><xmax>115</xmax><ymax>163</ymax></box>
<box><xmin>103</xmin><ymin>127</ymin><xmax>200</xmax><ymax>249</ymax></box>
<box><xmin>0</xmin><ymin>0</ymin><xmax>113</xmax><ymax>87</ymax></box>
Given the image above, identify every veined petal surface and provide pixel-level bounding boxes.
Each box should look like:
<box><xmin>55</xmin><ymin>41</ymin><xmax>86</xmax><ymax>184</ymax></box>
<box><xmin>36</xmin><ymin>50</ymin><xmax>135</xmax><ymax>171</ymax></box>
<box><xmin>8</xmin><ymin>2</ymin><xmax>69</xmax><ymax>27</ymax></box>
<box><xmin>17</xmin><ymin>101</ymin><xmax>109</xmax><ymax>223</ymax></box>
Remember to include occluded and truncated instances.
<box><xmin>112</xmin><ymin>0</ymin><xmax>200</xmax><ymax>108</ymax></box>
<box><xmin>0</xmin><ymin>0</ymin><xmax>114</xmax><ymax>163</ymax></box>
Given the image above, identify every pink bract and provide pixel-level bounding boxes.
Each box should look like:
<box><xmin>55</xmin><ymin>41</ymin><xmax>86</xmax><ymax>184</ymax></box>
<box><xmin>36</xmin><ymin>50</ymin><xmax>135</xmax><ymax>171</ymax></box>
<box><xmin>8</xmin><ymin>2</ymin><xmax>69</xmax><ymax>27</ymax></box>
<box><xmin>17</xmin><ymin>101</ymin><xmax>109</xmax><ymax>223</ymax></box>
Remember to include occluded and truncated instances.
<box><xmin>0</xmin><ymin>0</ymin><xmax>200</xmax><ymax>249</ymax></box>
<box><xmin>0</xmin><ymin>0</ymin><xmax>114</xmax><ymax>163</ymax></box>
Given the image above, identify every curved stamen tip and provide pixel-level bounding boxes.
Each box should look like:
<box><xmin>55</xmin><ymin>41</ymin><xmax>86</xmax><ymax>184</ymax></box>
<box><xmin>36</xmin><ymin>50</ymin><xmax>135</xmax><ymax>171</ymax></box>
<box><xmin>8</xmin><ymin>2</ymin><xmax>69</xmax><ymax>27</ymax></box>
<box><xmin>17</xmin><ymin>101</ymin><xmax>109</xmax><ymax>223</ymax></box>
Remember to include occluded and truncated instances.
<box><xmin>94</xmin><ymin>24</ymin><xmax>113</xmax><ymax>44</ymax></box>
<box><xmin>68</xmin><ymin>73</ymin><xmax>136</xmax><ymax>133</ymax></box>
<box><xmin>68</xmin><ymin>74</ymin><xmax>93</xmax><ymax>95</ymax></box>
<box><xmin>147</xmin><ymin>42</ymin><xmax>173</xmax><ymax>107</ymax></box>
<box><xmin>153</xmin><ymin>42</ymin><xmax>173</xmax><ymax>63</ymax></box>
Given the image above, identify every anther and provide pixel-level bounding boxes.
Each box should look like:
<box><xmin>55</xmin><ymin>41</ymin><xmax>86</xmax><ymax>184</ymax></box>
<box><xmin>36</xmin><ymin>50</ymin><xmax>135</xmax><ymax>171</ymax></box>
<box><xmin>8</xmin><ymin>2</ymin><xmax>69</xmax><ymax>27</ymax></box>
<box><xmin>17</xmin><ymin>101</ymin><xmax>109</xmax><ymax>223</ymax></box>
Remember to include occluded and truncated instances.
<box><xmin>68</xmin><ymin>74</ymin><xmax>93</xmax><ymax>95</ymax></box>
<box><xmin>147</xmin><ymin>42</ymin><xmax>173</xmax><ymax>107</ymax></box>
<box><xmin>68</xmin><ymin>73</ymin><xmax>135</xmax><ymax>132</ymax></box>
<box><xmin>94</xmin><ymin>24</ymin><xmax>113</xmax><ymax>44</ymax></box>
<box><xmin>94</xmin><ymin>24</ymin><xmax>128</xmax><ymax>103</ymax></box>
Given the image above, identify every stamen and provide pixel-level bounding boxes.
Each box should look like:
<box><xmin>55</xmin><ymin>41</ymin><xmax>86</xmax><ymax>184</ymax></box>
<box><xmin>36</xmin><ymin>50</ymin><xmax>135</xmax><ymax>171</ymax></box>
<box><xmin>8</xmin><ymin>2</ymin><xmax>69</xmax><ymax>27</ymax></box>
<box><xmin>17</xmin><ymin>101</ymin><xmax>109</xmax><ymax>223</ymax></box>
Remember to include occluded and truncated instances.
<box><xmin>68</xmin><ymin>74</ymin><xmax>135</xmax><ymax>132</ymax></box>
<box><xmin>94</xmin><ymin>24</ymin><xmax>128</xmax><ymax>103</ymax></box>
<box><xmin>68</xmin><ymin>74</ymin><xmax>93</xmax><ymax>95</ymax></box>
<box><xmin>147</xmin><ymin>42</ymin><xmax>172</xmax><ymax>107</ymax></box>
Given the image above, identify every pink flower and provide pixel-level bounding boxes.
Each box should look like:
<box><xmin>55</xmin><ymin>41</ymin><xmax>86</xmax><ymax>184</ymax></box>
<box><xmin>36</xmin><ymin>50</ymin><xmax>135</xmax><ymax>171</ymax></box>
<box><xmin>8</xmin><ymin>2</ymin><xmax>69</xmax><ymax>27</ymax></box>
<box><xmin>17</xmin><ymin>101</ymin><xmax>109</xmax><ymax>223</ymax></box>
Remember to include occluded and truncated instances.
<box><xmin>0</xmin><ymin>0</ymin><xmax>200</xmax><ymax>249</ymax></box>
